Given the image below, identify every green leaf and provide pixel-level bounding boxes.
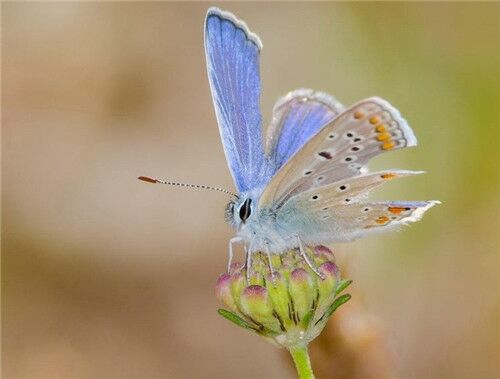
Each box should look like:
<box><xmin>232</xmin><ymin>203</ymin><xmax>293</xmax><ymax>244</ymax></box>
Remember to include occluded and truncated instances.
<box><xmin>217</xmin><ymin>309</ymin><xmax>257</xmax><ymax>331</ymax></box>
<box><xmin>314</xmin><ymin>293</ymin><xmax>352</xmax><ymax>326</ymax></box>
<box><xmin>335</xmin><ymin>279</ymin><xmax>353</xmax><ymax>295</ymax></box>
<box><xmin>324</xmin><ymin>294</ymin><xmax>351</xmax><ymax>319</ymax></box>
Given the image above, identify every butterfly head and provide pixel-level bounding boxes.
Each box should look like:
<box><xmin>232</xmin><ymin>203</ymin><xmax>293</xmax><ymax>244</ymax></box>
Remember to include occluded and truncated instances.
<box><xmin>225</xmin><ymin>196</ymin><xmax>255</xmax><ymax>229</ymax></box>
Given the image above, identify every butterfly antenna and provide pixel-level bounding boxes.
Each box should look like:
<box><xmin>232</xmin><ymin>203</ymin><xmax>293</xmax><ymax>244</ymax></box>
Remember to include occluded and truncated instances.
<box><xmin>138</xmin><ymin>176</ymin><xmax>239</xmax><ymax>198</ymax></box>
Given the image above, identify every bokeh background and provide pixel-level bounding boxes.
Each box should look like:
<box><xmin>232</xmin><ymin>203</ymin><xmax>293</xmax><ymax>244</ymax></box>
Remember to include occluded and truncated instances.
<box><xmin>3</xmin><ymin>2</ymin><xmax>499</xmax><ymax>379</ymax></box>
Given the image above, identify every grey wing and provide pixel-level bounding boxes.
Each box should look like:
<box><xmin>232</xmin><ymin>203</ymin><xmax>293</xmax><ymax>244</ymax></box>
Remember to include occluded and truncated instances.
<box><xmin>259</xmin><ymin>97</ymin><xmax>417</xmax><ymax>208</ymax></box>
<box><xmin>275</xmin><ymin>171</ymin><xmax>439</xmax><ymax>245</ymax></box>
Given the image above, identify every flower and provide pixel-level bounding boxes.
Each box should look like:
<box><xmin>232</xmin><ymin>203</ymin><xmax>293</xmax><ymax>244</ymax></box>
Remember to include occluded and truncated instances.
<box><xmin>215</xmin><ymin>246</ymin><xmax>352</xmax><ymax>350</ymax></box>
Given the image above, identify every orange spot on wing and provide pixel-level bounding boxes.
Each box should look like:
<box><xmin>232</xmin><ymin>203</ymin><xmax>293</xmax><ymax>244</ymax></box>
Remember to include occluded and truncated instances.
<box><xmin>354</xmin><ymin>111</ymin><xmax>364</xmax><ymax>119</ymax></box>
<box><xmin>376</xmin><ymin>133</ymin><xmax>391</xmax><ymax>141</ymax></box>
<box><xmin>382</xmin><ymin>141</ymin><xmax>395</xmax><ymax>150</ymax></box>
<box><xmin>369</xmin><ymin>117</ymin><xmax>379</xmax><ymax>124</ymax></box>
<box><xmin>381</xmin><ymin>173</ymin><xmax>396</xmax><ymax>180</ymax></box>
<box><xmin>388</xmin><ymin>207</ymin><xmax>406</xmax><ymax>214</ymax></box>
<box><xmin>375</xmin><ymin>125</ymin><xmax>386</xmax><ymax>133</ymax></box>
<box><xmin>375</xmin><ymin>216</ymin><xmax>389</xmax><ymax>224</ymax></box>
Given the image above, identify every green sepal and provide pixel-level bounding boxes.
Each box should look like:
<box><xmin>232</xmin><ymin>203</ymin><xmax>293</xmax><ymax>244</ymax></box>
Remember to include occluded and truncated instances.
<box><xmin>324</xmin><ymin>294</ymin><xmax>351</xmax><ymax>319</ymax></box>
<box><xmin>300</xmin><ymin>308</ymin><xmax>315</xmax><ymax>329</ymax></box>
<box><xmin>217</xmin><ymin>309</ymin><xmax>257</xmax><ymax>332</ymax></box>
<box><xmin>335</xmin><ymin>279</ymin><xmax>353</xmax><ymax>295</ymax></box>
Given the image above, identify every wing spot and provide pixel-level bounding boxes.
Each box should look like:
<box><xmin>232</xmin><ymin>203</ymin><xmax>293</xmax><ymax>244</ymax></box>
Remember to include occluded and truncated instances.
<box><xmin>376</xmin><ymin>133</ymin><xmax>391</xmax><ymax>141</ymax></box>
<box><xmin>327</xmin><ymin>133</ymin><xmax>337</xmax><ymax>140</ymax></box>
<box><xmin>345</xmin><ymin>198</ymin><xmax>351</xmax><ymax>203</ymax></box>
<box><xmin>304</xmin><ymin>170</ymin><xmax>313</xmax><ymax>176</ymax></box>
<box><xmin>382</xmin><ymin>141</ymin><xmax>395</xmax><ymax>150</ymax></box>
<box><xmin>316</xmin><ymin>176</ymin><xmax>324</xmax><ymax>182</ymax></box>
<box><xmin>363</xmin><ymin>207</ymin><xmax>370</xmax><ymax>212</ymax></box>
<box><xmin>322</xmin><ymin>215</ymin><xmax>330</xmax><ymax>220</ymax></box>
<box><xmin>339</xmin><ymin>185</ymin><xmax>347</xmax><ymax>191</ymax></box>
<box><xmin>322</xmin><ymin>207</ymin><xmax>329</xmax><ymax>211</ymax></box>
<box><xmin>381</xmin><ymin>173</ymin><xmax>396</xmax><ymax>180</ymax></box>
<box><xmin>344</xmin><ymin>156</ymin><xmax>357</xmax><ymax>162</ymax></box>
<box><xmin>369</xmin><ymin>117</ymin><xmax>379</xmax><ymax>124</ymax></box>
<box><xmin>318</xmin><ymin>151</ymin><xmax>333</xmax><ymax>159</ymax></box>
<box><xmin>375</xmin><ymin>124</ymin><xmax>386</xmax><ymax>133</ymax></box>
<box><xmin>346</xmin><ymin>132</ymin><xmax>354</xmax><ymax>138</ymax></box>
<box><xmin>376</xmin><ymin>215</ymin><xmax>389</xmax><ymax>224</ymax></box>
<box><xmin>388</xmin><ymin>207</ymin><xmax>406</xmax><ymax>214</ymax></box>
<box><xmin>311</xmin><ymin>195</ymin><xmax>320</xmax><ymax>201</ymax></box>
<box><xmin>354</xmin><ymin>111</ymin><xmax>364</xmax><ymax>119</ymax></box>
<box><xmin>351</xmin><ymin>146</ymin><xmax>361</xmax><ymax>152</ymax></box>
<box><xmin>353</xmin><ymin>137</ymin><xmax>362</xmax><ymax>142</ymax></box>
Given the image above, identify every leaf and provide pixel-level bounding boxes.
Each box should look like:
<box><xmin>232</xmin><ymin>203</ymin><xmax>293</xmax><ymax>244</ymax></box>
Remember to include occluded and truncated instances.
<box><xmin>217</xmin><ymin>309</ymin><xmax>257</xmax><ymax>331</ymax></box>
<box><xmin>324</xmin><ymin>294</ymin><xmax>351</xmax><ymax>319</ymax></box>
<box><xmin>314</xmin><ymin>293</ymin><xmax>352</xmax><ymax>326</ymax></box>
<box><xmin>335</xmin><ymin>279</ymin><xmax>353</xmax><ymax>295</ymax></box>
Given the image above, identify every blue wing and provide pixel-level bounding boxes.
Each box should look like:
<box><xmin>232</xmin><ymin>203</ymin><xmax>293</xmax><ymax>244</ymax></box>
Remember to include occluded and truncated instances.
<box><xmin>205</xmin><ymin>8</ymin><xmax>271</xmax><ymax>193</ymax></box>
<box><xmin>265</xmin><ymin>89</ymin><xmax>344</xmax><ymax>170</ymax></box>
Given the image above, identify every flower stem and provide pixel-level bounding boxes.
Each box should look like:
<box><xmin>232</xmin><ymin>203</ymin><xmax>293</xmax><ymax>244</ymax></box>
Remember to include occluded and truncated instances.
<box><xmin>289</xmin><ymin>346</ymin><xmax>315</xmax><ymax>379</ymax></box>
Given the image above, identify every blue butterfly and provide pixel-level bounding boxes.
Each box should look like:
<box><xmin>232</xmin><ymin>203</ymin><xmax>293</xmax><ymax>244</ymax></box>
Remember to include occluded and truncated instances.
<box><xmin>203</xmin><ymin>7</ymin><xmax>439</xmax><ymax>274</ymax></box>
<box><xmin>141</xmin><ymin>8</ymin><xmax>439</xmax><ymax>276</ymax></box>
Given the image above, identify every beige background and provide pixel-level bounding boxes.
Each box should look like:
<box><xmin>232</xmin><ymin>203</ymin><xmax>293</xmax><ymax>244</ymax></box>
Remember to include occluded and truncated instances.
<box><xmin>3</xmin><ymin>2</ymin><xmax>499</xmax><ymax>379</ymax></box>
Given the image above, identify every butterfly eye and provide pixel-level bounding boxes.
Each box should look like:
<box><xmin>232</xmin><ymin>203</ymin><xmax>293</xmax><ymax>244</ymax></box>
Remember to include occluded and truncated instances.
<box><xmin>238</xmin><ymin>198</ymin><xmax>252</xmax><ymax>223</ymax></box>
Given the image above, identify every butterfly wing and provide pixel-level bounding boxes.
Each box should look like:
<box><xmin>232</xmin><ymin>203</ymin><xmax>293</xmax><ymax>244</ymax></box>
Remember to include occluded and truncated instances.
<box><xmin>259</xmin><ymin>97</ymin><xmax>417</xmax><ymax>207</ymax></box>
<box><xmin>275</xmin><ymin>171</ymin><xmax>439</xmax><ymax>244</ymax></box>
<box><xmin>265</xmin><ymin>89</ymin><xmax>344</xmax><ymax>170</ymax></box>
<box><xmin>296</xmin><ymin>200</ymin><xmax>439</xmax><ymax>244</ymax></box>
<box><xmin>205</xmin><ymin>8</ymin><xmax>270</xmax><ymax>193</ymax></box>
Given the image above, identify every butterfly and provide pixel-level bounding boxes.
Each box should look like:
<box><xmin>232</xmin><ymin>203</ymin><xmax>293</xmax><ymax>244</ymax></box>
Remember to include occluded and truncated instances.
<box><xmin>141</xmin><ymin>7</ymin><xmax>439</xmax><ymax>276</ymax></box>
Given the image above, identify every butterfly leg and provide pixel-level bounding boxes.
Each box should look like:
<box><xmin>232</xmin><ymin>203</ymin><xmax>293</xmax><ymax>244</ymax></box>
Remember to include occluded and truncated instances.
<box><xmin>228</xmin><ymin>236</ymin><xmax>242</xmax><ymax>273</ymax></box>
<box><xmin>264</xmin><ymin>241</ymin><xmax>276</xmax><ymax>282</ymax></box>
<box><xmin>296</xmin><ymin>235</ymin><xmax>325</xmax><ymax>280</ymax></box>
<box><xmin>244</xmin><ymin>238</ymin><xmax>255</xmax><ymax>283</ymax></box>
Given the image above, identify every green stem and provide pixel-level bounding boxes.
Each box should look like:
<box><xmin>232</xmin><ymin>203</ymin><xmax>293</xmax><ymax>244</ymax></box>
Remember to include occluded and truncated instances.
<box><xmin>289</xmin><ymin>346</ymin><xmax>315</xmax><ymax>379</ymax></box>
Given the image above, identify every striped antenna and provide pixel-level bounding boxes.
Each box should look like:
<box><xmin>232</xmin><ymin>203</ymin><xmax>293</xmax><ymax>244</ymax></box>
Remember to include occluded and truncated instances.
<box><xmin>138</xmin><ymin>176</ymin><xmax>239</xmax><ymax>198</ymax></box>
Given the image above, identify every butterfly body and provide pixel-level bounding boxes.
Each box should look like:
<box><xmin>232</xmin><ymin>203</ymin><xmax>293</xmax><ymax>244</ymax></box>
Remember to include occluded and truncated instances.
<box><xmin>228</xmin><ymin>189</ymin><xmax>362</xmax><ymax>254</ymax></box>
<box><xmin>204</xmin><ymin>8</ymin><xmax>439</xmax><ymax>258</ymax></box>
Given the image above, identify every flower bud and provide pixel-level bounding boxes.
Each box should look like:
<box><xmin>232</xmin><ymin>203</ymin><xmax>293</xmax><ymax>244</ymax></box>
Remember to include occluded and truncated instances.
<box><xmin>215</xmin><ymin>273</ymin><xmax>238</xmax><ymax>313</ymax></box>
<box><xmin>215</xmin><ymin>248</ymin><xmax>351</xmax><ymax>349</ymax></box>
<box><xmin>288</xmin><ymin>268</ymin><xmax>315</xmax><ymax>323</ymax></box>
<box><xmin>240</xmin><ymin>285</ymin><xmax>280</xmax><ymax>332</ymax></box>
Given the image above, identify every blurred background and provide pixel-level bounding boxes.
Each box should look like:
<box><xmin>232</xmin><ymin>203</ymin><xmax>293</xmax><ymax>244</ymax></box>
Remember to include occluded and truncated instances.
<box><xmin>3</xmin><ymin>2</ymin><xmax>499</xmax><ymax>379</ymax></box>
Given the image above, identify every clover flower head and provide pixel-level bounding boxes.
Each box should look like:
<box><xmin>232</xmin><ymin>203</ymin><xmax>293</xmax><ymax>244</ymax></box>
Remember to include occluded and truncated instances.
<box><xmin>215</xmin><ymin>246</ymin><xmax>352</xmax><ymax>350</ymax></box>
